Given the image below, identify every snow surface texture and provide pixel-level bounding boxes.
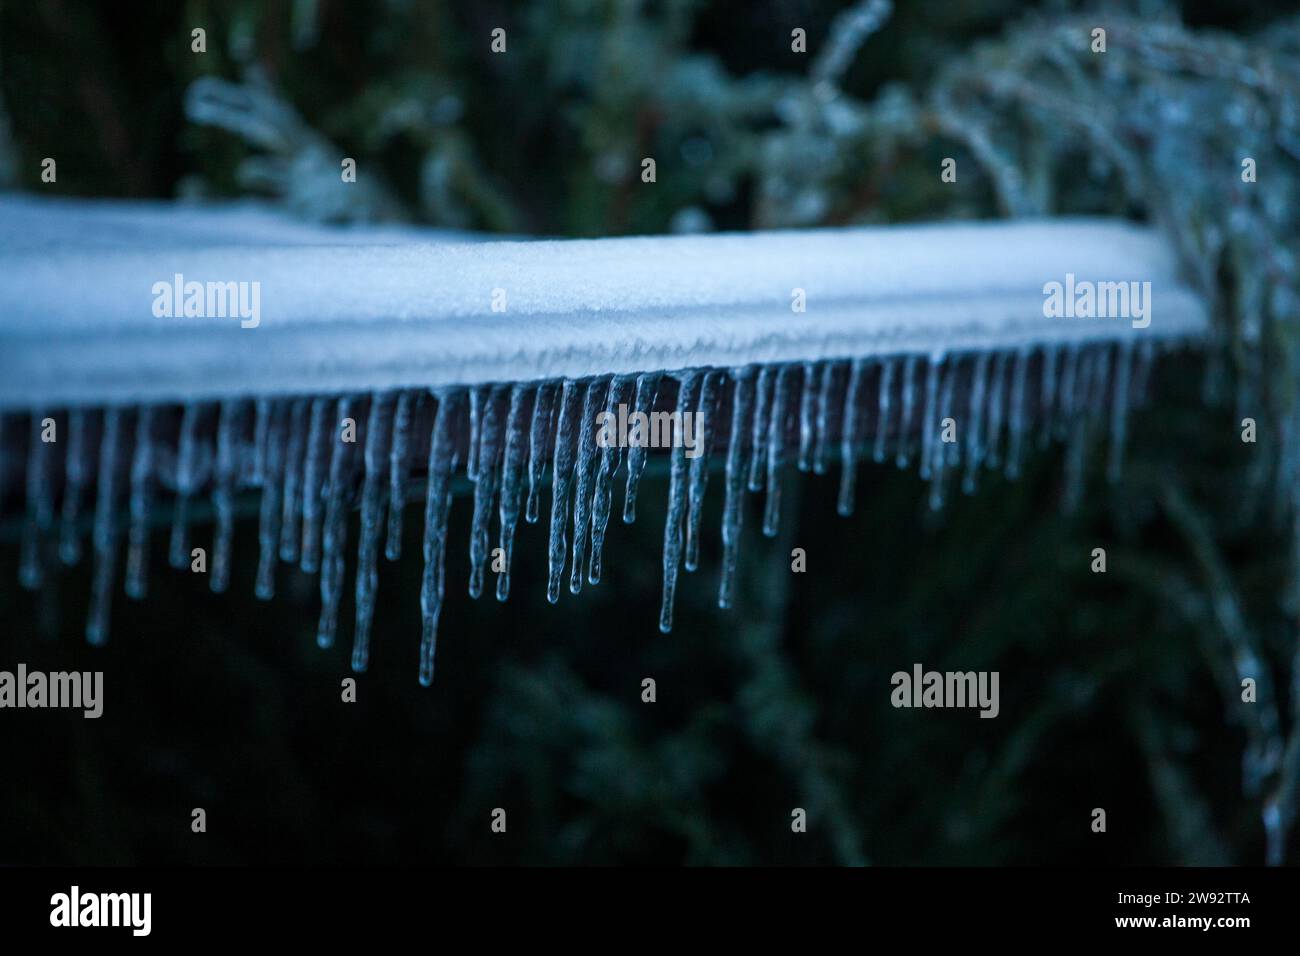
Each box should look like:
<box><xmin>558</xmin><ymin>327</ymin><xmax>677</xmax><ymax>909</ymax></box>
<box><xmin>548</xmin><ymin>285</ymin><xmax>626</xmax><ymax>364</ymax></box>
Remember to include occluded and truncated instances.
<box><xmin>0</xmin><ymin>198</ymin><xmax>1209</xmax><ymax>678</ymax></box>
<box><xmin>0</xmin><ymin>196</ymin><xmax>1205</xmax><ymax>408</ymax></box>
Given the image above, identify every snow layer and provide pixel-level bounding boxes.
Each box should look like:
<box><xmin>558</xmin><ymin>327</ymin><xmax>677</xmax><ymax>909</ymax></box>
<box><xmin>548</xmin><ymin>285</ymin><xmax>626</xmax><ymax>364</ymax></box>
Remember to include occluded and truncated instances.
<box><xmin>0</xmin><ymin>196</ymin><xmax>1207</xmax><ymax>409</ymax></box>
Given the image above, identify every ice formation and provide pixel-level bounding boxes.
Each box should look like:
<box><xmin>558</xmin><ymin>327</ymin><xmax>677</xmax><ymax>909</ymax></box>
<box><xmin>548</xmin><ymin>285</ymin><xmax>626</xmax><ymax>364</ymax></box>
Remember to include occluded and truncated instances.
<box><xmin>0</xmin><ymin>199</ymin><xmax>1209</xmax><ymax>680</ymax></box>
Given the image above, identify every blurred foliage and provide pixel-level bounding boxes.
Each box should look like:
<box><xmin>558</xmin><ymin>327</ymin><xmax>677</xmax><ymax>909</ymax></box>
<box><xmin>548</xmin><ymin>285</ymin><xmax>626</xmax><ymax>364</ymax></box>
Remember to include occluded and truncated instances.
<box><xmin>2</xmin><ymin>0</ymin><xmax>1300</xmax><ymax>864</ymax></box>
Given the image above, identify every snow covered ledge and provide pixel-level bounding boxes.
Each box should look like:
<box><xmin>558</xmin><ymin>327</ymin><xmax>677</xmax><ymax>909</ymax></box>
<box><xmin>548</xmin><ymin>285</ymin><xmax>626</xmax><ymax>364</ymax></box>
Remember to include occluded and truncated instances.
<box><xmin>0</xmin><ymin>197</ymin><xmax>1211</xmax><ymax>670</ymax></box>
<box><xmin>0</xmin><ymin>198</ymin><xmax>1206</xmax><ymax>409</ymax></box>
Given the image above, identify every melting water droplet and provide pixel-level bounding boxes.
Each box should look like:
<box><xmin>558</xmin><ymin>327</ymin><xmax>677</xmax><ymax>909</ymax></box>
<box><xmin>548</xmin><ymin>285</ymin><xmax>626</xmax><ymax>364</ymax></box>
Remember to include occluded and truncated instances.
<box><xmin>352</xmin><ymin>391</ymin><xmax>396</xmax><ymax>671</ymax></box>
<box><xmin>622</xmin><ymin>372</ymin><xmax>661</xmax><ymax>524</ymax></box>
<box><xmin>719</xmin><ymin>367</ymin><xmax>753</xmax><ymax>610</ymax></box>
<box><xmin>125</xmin><ymin>406</ymin><xmax>157</xmax><ymax>599</ymax></box>
<box><xmin>385</xmin><ymin>390</ymin><xmax>415</xmax><ymax>561</ymax></box>
<box><xmin>838</xmin><ymin>359</ymin><xmax>865</xmax><ymax>517</ymax></box>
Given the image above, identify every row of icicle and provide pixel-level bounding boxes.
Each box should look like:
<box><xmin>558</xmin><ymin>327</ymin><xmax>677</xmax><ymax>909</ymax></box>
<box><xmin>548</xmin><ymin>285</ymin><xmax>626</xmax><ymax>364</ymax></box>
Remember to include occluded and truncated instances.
<box><xmin>4</xmin><ymin>338</ymin><xmax>1165</xmax><ymax>683</ymax></box>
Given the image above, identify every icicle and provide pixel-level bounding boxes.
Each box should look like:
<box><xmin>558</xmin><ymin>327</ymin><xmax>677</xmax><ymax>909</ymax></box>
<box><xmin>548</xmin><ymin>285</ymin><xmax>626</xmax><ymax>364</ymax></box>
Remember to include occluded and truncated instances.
<box><xmin>812</xmin><ymin>361</ymin><xmax>833</xmax><ymax>475</ymax></box>
<box><xmin>918</xmin><ymin>353</ymin><xmax>944</xmax><ymax>481</ymax></box>
<box><xmin>19</xmin><ymin>411</ymin><xmax>55</xmax><ymax>589</ymax></box>
<box><xmin>526</xmin><ymin>381</ymin><xmax>556</xmax><ymax>524</ymax></box>
<box><xmin>1061</xmin><ymin>349</ymin><xmax>1096</xmax><ymax>514</ymax></box>
<box><xmin>547</xmin><ymin>380</ymin><xmax>580</xmax><ymax>603</ymax></box>
<box><xmin>59</xmin><ymin>409</ymin><xmax>89</xmax><ymax>565</ymax></box>
<box><xmin>748</xmin><ymin>365</ymin><xmax>773</xmax><ymax>491</ymax></box>
<box><xmin>1063</xmin><ymin>417</ymin><xmax>1090</xmax><ymax>515</ymax></box>
<box><xmin>719</xmin><ymin>368</ymin><xmax>753</xmax><ymax>610</ymax></box>
<box><xmin>255</xmin><ymin>400</ymin><xmax>288</xmax><ymax>600</ymax></box>
<box><xmin>169</xmin><ymin>403</ymin><xmax>204</xmax><ymax>568</ymax></box>
<box><xmin>1004</xmin><ymin>348</ymin><xmax>1030</xmax><ymax>480</ymax></box>
<box><xmin>684</xmin><ymin>370</ymin><xmax>722</xmax><ymax>572</ymax></box>
<box><xmin>590</xmin><ymin>375</ymin><xmax>632</xmax><ymax>585</ymax></box>
<box><xmin>352</xmin><ymin>391</ymin><xmax>396</xmax><ymax>672</ymax></box>
<box><xmin>872</xmin><ymin>358</ymin><xmax>896</xmax><ymax>464</ymax></box>
<box><xmin>385</xmin><ymin>390</ymin><xmax>415</xmax><ymax>561</ymax></box>
<box><xmin>1055</xmin><ymin>344</ymin><xmax>1080</xmax><ymax>440</ymax></box>
<box><xmin>622</xmin><ymin>372</ymin><xmax>662</xmax><ymax>524</ymax></box>
<box><xmin>929</xmin><ymin>357</ymin><xmax>957</xmax><ymax>511</ymax></box>
<box><xmin>1131</xmin><ymin>338</ymin><xmax>1157</xmax><ymax>404</ymax></box>
<box><xmin>1038</xmin><ymin>344</ymin><xmax>1058</xmax><ymax>449</ymax></box>
<box><xmin>467</xmin><ymin>385</ymin><xmax>486</xmax><ymax>481</ymax></box>
<box><xmin>279</xmin><ymin>398</ymin><xmax>308</xmax><ymax>563</ymax></box>
<box><xmin>569</xmin><ymin>376</ymin><xmax>609</xmax><ymax>594</ymax></box>
<box><xmin>1108</xmin><ymin>342</ymin><xmax>1134</xmax><ymax>483</ymax></box>
<box><xmin>86</xmin><ymin>408</ymin><xmax>124</xmax><ymax>646</ymax></box>
<box><xmin>984</xmin><ymin>351</ymin><xmax>1009</xmax><ymax>469</ymax></box>
<box><xmin>1074</xmin><ymin>347</ymin><xmax>1097</xmax><ymax>422</ymax></box>
<box><xmin>317</xmin><ymin>396</ymin><xmax>357</xmax><ymax>649</ymax></box>
<box><xmin>659</xmin><ymin>371</ymin><xmax>699</xmax><ymax>633</ymax></box>
<box><xmin>210</xmin><ymin>400</ymin><xmax>243</xmax><ymax>594</ymax></box>
<box><xmin>895</xmin><ymin>355</ymin><xmax>919</xmax><ymax>469</ymax></box>
<box><xmin>124</xmin><ymin>406</ymin><xmax>157</xmax><ymax>599</ymax></box>
<box><xmin>962</xmin><ymin>352</ymin><xmax>990</xmax><ymax>494</ymax></box>
<box><xmin>419</xmin><ymin>391</ymin><xmax>460</xmax><ymax>687</ymax></box>
<box><xmin>1090</xmin><ymin>343</ymin><xmax>1113</xmax><ymax>422</ymax></box>
<box><xmin>251</xmin><ymin>398</ymin><xmax>270</xmax><ymax>485</ymax></box>
<box><xmin>469</xmin><ymin>386</ymin><xmax>506</xmax><ymax>599</ymax></box>
<box><xmin>299</xmin><ymin>397</ymin><xmax>334</xmax><ymax>575</ymax></box>
<box><xmin>763</xmin><ymin>365</ymin><xmax>795</xmax><ymax>535</ymax></box>
<box><xmin>797</xmin><ymin>362</ymin><xmax>816</xmax><ymax>471</ymax></box>
<box><xmin>838</xmin><ymin>359</ymin><xmax>866</xmax><ymax>517</ymax></box>
<box><xmin>496</xmin><ymin>384</ymin><xmax>529</xmax><ymax>600</ymax></box>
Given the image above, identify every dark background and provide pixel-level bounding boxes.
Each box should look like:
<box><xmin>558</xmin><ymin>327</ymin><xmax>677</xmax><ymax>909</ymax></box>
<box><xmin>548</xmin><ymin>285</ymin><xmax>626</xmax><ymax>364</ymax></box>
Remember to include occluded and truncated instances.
<box><xmin>1</xmin><ymin>0</ymin><xmax>1297</xmax><ymax>865</ymax></box>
